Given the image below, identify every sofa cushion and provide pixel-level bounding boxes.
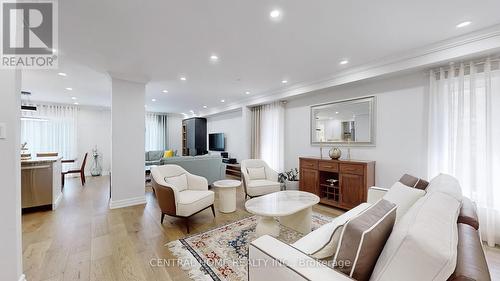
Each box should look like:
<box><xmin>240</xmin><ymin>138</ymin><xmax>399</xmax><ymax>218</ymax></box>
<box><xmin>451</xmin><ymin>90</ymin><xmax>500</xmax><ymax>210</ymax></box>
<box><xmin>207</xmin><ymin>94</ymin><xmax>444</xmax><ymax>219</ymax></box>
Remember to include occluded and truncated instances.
<box><xmin>370</xmin><ymin>192</ymin><xmax>461</xmax><ymax>281</ymax></box>
<box><xmin>426</xmin><ymin>173</ymin><xmax>463</xmax><ymax>203</ymax></box>
<box><xmin>149</xmin><ymin>150</ymin><xmax>164</xmax><ymax>161</ymax></box>
<box><xmin>247</xmin><ymin>167</ymin><xmax>266</xmax><ymax>180</ymax></box>
<box><xmin>247</xmin><ymin>180</ymin><xmax>280</xmax><ymax>196</ymax></box>
<box><xmin>383</xmin><ymin>181</ymin><xmax>426</xmax><ymax>223</ymax></box>
<box><xmin>333</xmin><ymin>199</ymin><xmax>397</xmax><ymax>281</ymax></box>
<box><xmin>292</xmin><ymin>203</ymin><xmax>371</xmax><ymax>259</ymax></box>
<box><xmin>165</xmin><ymin>173</ymin><xmax>188</xmax><ymax>192</ymax></box>
<box><xmin>458</xmin><ymin>197</ymin><xmax>479</xmax><ymax>230</ymax></box>
<box><xmin>447</xmin><ymin>223</ymin><xmax>491</xmax><ymax>281</ymax></box>
<box><xmin>176</xmin><ymin>190</ymin><xmax>214</xmax><ymax>217</ymax></box>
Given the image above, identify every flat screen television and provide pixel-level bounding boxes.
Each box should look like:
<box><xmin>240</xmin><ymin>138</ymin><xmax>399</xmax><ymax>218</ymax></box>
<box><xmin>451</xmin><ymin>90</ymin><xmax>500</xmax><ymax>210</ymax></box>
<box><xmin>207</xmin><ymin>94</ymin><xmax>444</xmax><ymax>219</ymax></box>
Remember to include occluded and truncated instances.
<box><xmin>209</xmin><ymin>133</ymin><xmax>225</xmax><ymax>151</ymax></box>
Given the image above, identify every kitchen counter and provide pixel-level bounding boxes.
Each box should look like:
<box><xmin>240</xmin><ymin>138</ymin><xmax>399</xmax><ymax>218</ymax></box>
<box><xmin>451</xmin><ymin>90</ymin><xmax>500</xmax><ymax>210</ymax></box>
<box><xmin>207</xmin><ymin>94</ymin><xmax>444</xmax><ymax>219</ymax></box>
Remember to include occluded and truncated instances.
<box><xmin>21</xmin><ymin>156</ymin><xmax>61</xmax><ymax>164</ymax></box>
<box><xmin>21</xmin><ymin>156</ymin><xmax>62</xmax><ymax>211</ymax></box>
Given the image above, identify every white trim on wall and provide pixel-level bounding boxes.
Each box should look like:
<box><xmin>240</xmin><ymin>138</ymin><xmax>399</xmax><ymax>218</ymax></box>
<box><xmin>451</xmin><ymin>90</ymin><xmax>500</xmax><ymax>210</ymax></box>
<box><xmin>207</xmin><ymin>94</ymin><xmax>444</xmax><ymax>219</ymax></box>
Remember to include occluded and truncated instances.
<box><xmin>109</xmin><ymin>196</ymin><xmax>147</xmax><ymax>209</ymax></box>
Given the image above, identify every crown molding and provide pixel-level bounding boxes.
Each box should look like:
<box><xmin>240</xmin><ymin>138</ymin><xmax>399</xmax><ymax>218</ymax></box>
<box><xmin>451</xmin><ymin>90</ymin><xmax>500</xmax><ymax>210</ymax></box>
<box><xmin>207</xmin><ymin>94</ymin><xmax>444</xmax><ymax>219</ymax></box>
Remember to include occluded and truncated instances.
<box><xmin>201</xmin><ymin>24</ymin><xmax>500</xmax><ymax>116</ymax></box>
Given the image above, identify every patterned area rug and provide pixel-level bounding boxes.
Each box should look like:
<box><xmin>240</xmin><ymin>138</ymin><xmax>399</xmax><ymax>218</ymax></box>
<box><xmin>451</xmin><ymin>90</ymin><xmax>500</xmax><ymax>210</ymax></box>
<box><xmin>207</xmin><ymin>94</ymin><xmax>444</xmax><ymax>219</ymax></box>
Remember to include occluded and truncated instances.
<box><xmin>167</xmin><ymin>213</ymin><xmax>334</xmax><ymax>281</ymax></box>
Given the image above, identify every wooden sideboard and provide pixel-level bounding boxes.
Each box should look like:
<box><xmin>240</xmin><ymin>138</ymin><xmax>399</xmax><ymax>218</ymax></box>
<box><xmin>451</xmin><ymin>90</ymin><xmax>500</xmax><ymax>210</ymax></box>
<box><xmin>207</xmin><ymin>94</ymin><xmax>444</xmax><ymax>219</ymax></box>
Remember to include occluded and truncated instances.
<box><xmin>299</xmin><ymin>157</ymin><xmax>375</xmax><ymax>210</ymax></box>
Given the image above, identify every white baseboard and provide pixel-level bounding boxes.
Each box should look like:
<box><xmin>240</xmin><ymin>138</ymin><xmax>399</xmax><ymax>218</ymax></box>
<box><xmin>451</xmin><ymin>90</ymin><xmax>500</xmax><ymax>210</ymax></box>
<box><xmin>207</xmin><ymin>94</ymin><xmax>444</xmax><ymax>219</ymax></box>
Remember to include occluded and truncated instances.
<box><xmin>19</xmin><ymin>274</ymin><xmax>26</xmax><ymax>281</ymax></box>
<box><xmin>53</xmin><ymin>192</ymin><xmax>63</xmax><ymax>209</ymax></box>
<box><xmin>109</xmin><ymin>196</ymin><xmax>146</xmax><ymax>209</ymax></box>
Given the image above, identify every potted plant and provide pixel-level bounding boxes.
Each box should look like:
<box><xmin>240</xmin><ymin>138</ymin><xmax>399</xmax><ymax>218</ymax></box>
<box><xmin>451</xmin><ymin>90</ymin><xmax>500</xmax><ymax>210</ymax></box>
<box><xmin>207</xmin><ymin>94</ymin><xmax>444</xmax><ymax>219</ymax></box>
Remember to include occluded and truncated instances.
<box><xmin>278</xmin><ymin>168</ymin><xmax>299</xmax><ymax>190</ymax></box>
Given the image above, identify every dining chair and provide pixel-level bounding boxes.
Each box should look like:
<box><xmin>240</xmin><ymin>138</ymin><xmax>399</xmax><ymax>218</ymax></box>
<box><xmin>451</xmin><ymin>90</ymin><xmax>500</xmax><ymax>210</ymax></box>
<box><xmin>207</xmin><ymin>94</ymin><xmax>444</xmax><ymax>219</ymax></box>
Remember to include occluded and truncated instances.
<box><xmin>62</xmin><ymin>153</ymin><xmax>88</xmax><ymax>187</ymax></box>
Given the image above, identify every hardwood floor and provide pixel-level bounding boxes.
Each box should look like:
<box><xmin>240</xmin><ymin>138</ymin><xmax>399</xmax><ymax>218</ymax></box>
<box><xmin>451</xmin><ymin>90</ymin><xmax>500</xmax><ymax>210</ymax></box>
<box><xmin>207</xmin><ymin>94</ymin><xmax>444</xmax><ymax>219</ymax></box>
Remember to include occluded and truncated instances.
<box><xmin>22</xmin><ymin>175</ymin><xmax>500</xmax><ymax>281</ymax></box>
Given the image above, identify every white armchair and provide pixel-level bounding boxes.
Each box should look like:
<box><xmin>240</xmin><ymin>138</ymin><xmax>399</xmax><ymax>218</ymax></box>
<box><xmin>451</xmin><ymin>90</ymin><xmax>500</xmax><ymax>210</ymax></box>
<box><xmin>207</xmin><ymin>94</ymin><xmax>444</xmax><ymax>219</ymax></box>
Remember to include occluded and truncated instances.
<box><xmin>151</xmin><ymin>165</ymin><xmax>215</xmax><ymax>233</ymax></box>
<box><xmin>241</xmin><ymin>159</ymin><xmax>281</xmax><ymax>198</ymax></box>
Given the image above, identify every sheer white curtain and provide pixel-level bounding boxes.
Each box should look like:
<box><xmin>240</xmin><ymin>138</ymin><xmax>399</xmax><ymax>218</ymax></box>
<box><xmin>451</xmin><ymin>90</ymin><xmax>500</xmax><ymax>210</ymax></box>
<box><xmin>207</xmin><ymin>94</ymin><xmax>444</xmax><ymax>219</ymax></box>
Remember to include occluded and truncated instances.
<box><xmin>251</xmin><ymin>101</ymin><xmax>285</xmax><ymax>172</ymax></box>
<box><xmin>145</xmin><ymin>112</ymin><xmax>168</xmax><ymax>151</ymax></box>
<box><xmin>21</xmin><ymin>104</ymin><xmax>78</xmax><ymax>160</ymax></box>
<box><xmin>428</xmin><ymin>59</ymin><xmax>500</xmax><ymax>247</ymax></box>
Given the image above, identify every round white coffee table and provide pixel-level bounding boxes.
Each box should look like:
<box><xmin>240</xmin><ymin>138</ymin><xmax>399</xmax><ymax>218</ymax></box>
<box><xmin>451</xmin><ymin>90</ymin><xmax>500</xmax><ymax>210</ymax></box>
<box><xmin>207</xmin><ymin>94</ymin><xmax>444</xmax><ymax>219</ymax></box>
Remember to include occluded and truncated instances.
<box><xmin>213</xmin><ymin>179</ymin><xmax>241</xmax><ymax>213</ymax></box>
<box><xmin>245</xmin><ymin>191</ymin><xmax>320</xmax><ymax>237</ymax></box>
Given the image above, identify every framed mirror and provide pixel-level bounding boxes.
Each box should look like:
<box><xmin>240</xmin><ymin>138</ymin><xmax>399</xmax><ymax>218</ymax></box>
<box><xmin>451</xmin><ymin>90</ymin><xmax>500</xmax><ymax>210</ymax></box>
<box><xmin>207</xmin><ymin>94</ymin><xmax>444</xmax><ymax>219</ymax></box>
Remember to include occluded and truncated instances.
<box><xmin>311</xmin><ymin>96</ymin><xmax>375</xmax><ymax>145</ymax></box>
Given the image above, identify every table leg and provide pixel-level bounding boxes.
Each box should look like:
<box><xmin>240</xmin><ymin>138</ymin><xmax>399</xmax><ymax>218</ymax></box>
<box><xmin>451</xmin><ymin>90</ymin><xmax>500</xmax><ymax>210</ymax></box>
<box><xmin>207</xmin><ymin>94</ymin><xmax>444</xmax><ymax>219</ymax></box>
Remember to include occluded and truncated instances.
<box><xmin>255</xmin><ymin>216</ymin><xmax>280</xmax><ymax>237</ymax></box>
<box><xmin>279</xmin><ymin>207</ymin><xmax>312</xmax><ymax>234</ymax></box>
<box><xmin>219</xmin><ymin>187</ymin><xmax>236</xmax><ymax>213</ymax></box>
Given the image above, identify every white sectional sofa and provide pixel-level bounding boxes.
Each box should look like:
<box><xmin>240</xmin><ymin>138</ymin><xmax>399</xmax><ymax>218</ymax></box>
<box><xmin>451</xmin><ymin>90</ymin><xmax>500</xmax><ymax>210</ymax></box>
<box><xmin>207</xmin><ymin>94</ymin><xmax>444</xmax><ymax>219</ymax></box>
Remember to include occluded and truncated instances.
<box><xmin>248</xmin><ymin>174</ymin><xmax>491</xmax><ymax>281</ymax></box>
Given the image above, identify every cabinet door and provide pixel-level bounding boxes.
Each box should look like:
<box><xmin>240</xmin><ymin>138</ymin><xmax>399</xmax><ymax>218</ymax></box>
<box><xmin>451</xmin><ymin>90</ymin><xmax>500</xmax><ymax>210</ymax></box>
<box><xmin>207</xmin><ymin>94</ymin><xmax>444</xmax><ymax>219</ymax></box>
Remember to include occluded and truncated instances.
<box><xmin>340</xmin><ymin>173</ymin><xmax>365</xmax><ymax>209</ymax></box>
<box><xmin>300</xmin><ymin>168</ymin><xmax>318</xmax><ymax>194</ymax></box>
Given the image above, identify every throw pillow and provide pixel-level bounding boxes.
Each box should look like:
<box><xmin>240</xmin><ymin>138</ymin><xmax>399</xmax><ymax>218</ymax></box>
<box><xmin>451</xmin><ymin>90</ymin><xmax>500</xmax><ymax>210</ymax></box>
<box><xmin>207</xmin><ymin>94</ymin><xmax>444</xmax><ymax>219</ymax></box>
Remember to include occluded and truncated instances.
<box><xmin>426</xmin><ymin>173</ymin><xmax>463</xmax><ymax>202</ymax></box>
<box><xmin>164</xmin><ymin>173</ymin><xmax>188</xmax><ymax>191</ymax></box>
<box><xmin>370</xmin><ymin>192</ymin><xmax>461</xmax><ymax>281</ymax></box>
<box><xmin>247</xmin><ymin>167</ymin><xmax>266</xmax><ymax>180</ymax></box>
<box><xmin>333</xmin><ymin>199</ymin><xmax>397</xmax><ymax>281</ymax></box>
<box><xmin>383</xmin><ymin>181</ymin><xmax>425</xmax><ymax>222</ymax></box>
<box><xmin>163</xmin><ymin>150</ymin><xmax>174</xmax><ymax>158</ymax></box>
<box><xmin>292</xmin><ymin>203</ymin><xmax>371</xmax><ymax>259</ymax></box>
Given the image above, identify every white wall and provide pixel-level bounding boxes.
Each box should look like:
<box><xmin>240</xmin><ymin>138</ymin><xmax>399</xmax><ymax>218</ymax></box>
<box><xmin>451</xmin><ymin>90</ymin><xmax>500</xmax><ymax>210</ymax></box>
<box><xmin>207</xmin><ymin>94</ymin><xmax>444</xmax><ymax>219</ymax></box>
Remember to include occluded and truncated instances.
<box><xmin>207</xmin><ymin>109</ymin><xmax>246</xmax><ymax>161</ymax></box>
<box><xmin>77</xmin><ymin>106</ymin><xmax>111</xmax><ymax>175</ymax></box>
<box><xmin>0</xmin><ymin>70</ymin><xmax>24</xmax><ymax>281</ymax></box>
<box><xmin>110</xmin><ymin>78</ymin><xmax>146</xmax><ymax>208</ymax></box>
<box><xmin>285</xmin><ymin>72</ymin><xmax>428</xmax><ymax>188</ymax></box>
<box><xmin>167</xmin><ymin>114</ymin><xmax>183</xmax><ymax>154</ymax></box>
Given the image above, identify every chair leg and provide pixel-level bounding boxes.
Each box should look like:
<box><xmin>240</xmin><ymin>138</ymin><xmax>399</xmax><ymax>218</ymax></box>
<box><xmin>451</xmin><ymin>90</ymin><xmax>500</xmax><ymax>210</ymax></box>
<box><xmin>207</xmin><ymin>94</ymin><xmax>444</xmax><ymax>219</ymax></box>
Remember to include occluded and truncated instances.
<box><xmin>80</xmin><ymin>171</ymin><xmax>85</xmax><ymax>186</ymax></box>
<box><xmin>185</xmin><ymin>218</ymin><xmax>190</xmax><ymax>233</ymax></box>
<box><xmin>61</xmin><ymin>173</ymin><xmax>65</xmax><ymax>189</ymax></box>
<box><xmin>211</xmin><ymin>204</ymin><xmax>215</xmax><ymax>217</ymax></box>
<box><xmin>161</xmin><ymin>213</ymin><xmax>165</xmax><ymax>224</ymax></box>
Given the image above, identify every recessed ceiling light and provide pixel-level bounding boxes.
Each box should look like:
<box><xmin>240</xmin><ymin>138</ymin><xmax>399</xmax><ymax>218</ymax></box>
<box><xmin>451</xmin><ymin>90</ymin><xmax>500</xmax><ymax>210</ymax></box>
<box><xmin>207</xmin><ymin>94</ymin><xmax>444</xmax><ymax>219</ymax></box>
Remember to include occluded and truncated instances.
<box><xmin>71</xmin><ymin>97</ymin><xmax>77</xmax><ymax>100</ymax></box>
<box><xmin>162</xmin><ymin>89</ymin><xmax>168</xmax><ymax>93</ymax></box>
<box><xmin>151</xmin><ymin>98</ymin><xmax>156</xmax><ymax>102</ymax></box>
<box><xmin>281</xmin><ymin>80</ymin><xmax>288</xmax><ymax>84</ymax></box>
<box><xmin>180</xmin><ymin>76</ymin><xmax>187</xmax><ymax>81</ymax></box>
<box><xmin>335</xmin><ymin>111</ymin><xmax>339</xmax><ymax>114</ymax></box>
<box><xmin>245</xmin><ymin>91</ymin><xmax>251</xmax><ymax>95</ymax></box>
<box><xmin>203</xmin><ymin>105</ymin><xmax>208</xmax><ymax>109</ymax></box>
<box><xmin>339</xmin><ymin>59</ymin><xmax>349</xmax><ymax>65</ymax></box>
<box><xmin>73</xmin><ymin>102</ymin><xmax>79</xmax><ymax>105</ymax></box>
<box><xmin>456</xmin><ymin>21</ymin><xmax>471</xmax><ymax>28</ymax></box>
<box><xmin>65</xmin><ymin>87</ymin><xmax>72</xmax><ymax>91</ymax></box>
<box><xmin>270</xmin><ymin>9</ymin><xmax>281</xmax><ymax>19</ymax></box>
<box><xmin>210</xmin><ymin>54</ymin><xmax>219</xmax><ymax>62</ymax></box>
<box><xmin>58</xmin><ymin>72</ymin><xmax>67</xmax><ymax>77</ymax></box>
<box><xmin>220</xmin><ymin>99</ymin><xmax>225</xmax><ymax>103</ymax></box>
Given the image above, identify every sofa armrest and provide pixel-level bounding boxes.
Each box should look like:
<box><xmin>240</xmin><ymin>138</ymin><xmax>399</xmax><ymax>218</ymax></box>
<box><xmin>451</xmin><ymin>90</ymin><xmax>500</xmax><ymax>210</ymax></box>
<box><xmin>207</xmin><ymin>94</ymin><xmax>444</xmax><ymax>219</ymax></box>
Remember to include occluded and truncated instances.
<box><xmin>187</xmin><ymin>174</ymin><xmax>209</xmax><ymax>191</ymax></box>
<box><xmin>249</xmin><ymin>235</ymin><xmax>354</xmax><ymax>281</ymax></box>
<box><xmin>367</xmin><ymin>186</ymin><xmax>388</xmax><ymax>204</ymax></box>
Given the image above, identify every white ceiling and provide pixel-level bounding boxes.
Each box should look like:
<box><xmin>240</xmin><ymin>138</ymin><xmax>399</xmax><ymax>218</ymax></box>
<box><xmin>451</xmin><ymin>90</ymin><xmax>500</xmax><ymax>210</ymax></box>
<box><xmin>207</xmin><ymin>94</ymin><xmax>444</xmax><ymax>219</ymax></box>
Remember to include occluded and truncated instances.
<box><xmin>21</xmin><ymin>0</ymin><xmax>500</xmax><ymax>114</ymax></box>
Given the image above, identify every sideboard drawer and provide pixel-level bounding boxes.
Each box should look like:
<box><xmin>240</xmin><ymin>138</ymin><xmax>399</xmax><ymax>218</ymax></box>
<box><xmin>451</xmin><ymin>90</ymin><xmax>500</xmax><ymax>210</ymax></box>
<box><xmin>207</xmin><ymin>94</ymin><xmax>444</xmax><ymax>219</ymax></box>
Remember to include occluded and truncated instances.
<box><xmin>300</xmin><ymin>159</ymin><xmax>318</xmax><ymax>169</ymax></box>
<box><xmin>318</xmin><ymin>161</ymin><xmax>339</xmax><ymax>172</ymax></box>
<box><xmin>340</xmin><ymin>164</ymin><xmax>364</xmax><ymax>175</ymax></box>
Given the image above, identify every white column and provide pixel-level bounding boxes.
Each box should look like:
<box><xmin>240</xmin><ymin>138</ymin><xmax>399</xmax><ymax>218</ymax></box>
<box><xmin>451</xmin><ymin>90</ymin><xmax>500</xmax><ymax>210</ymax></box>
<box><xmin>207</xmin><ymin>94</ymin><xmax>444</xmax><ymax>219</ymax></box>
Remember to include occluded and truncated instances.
<box><xmin>0</xmin><ymin>70</ymin><xmax>24</xmax><ymax>281</ymax></box>
<box><xmin>110</xmin><ymin>77</ymin><xmax>147</xmax><ymax>209</ymax></box>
